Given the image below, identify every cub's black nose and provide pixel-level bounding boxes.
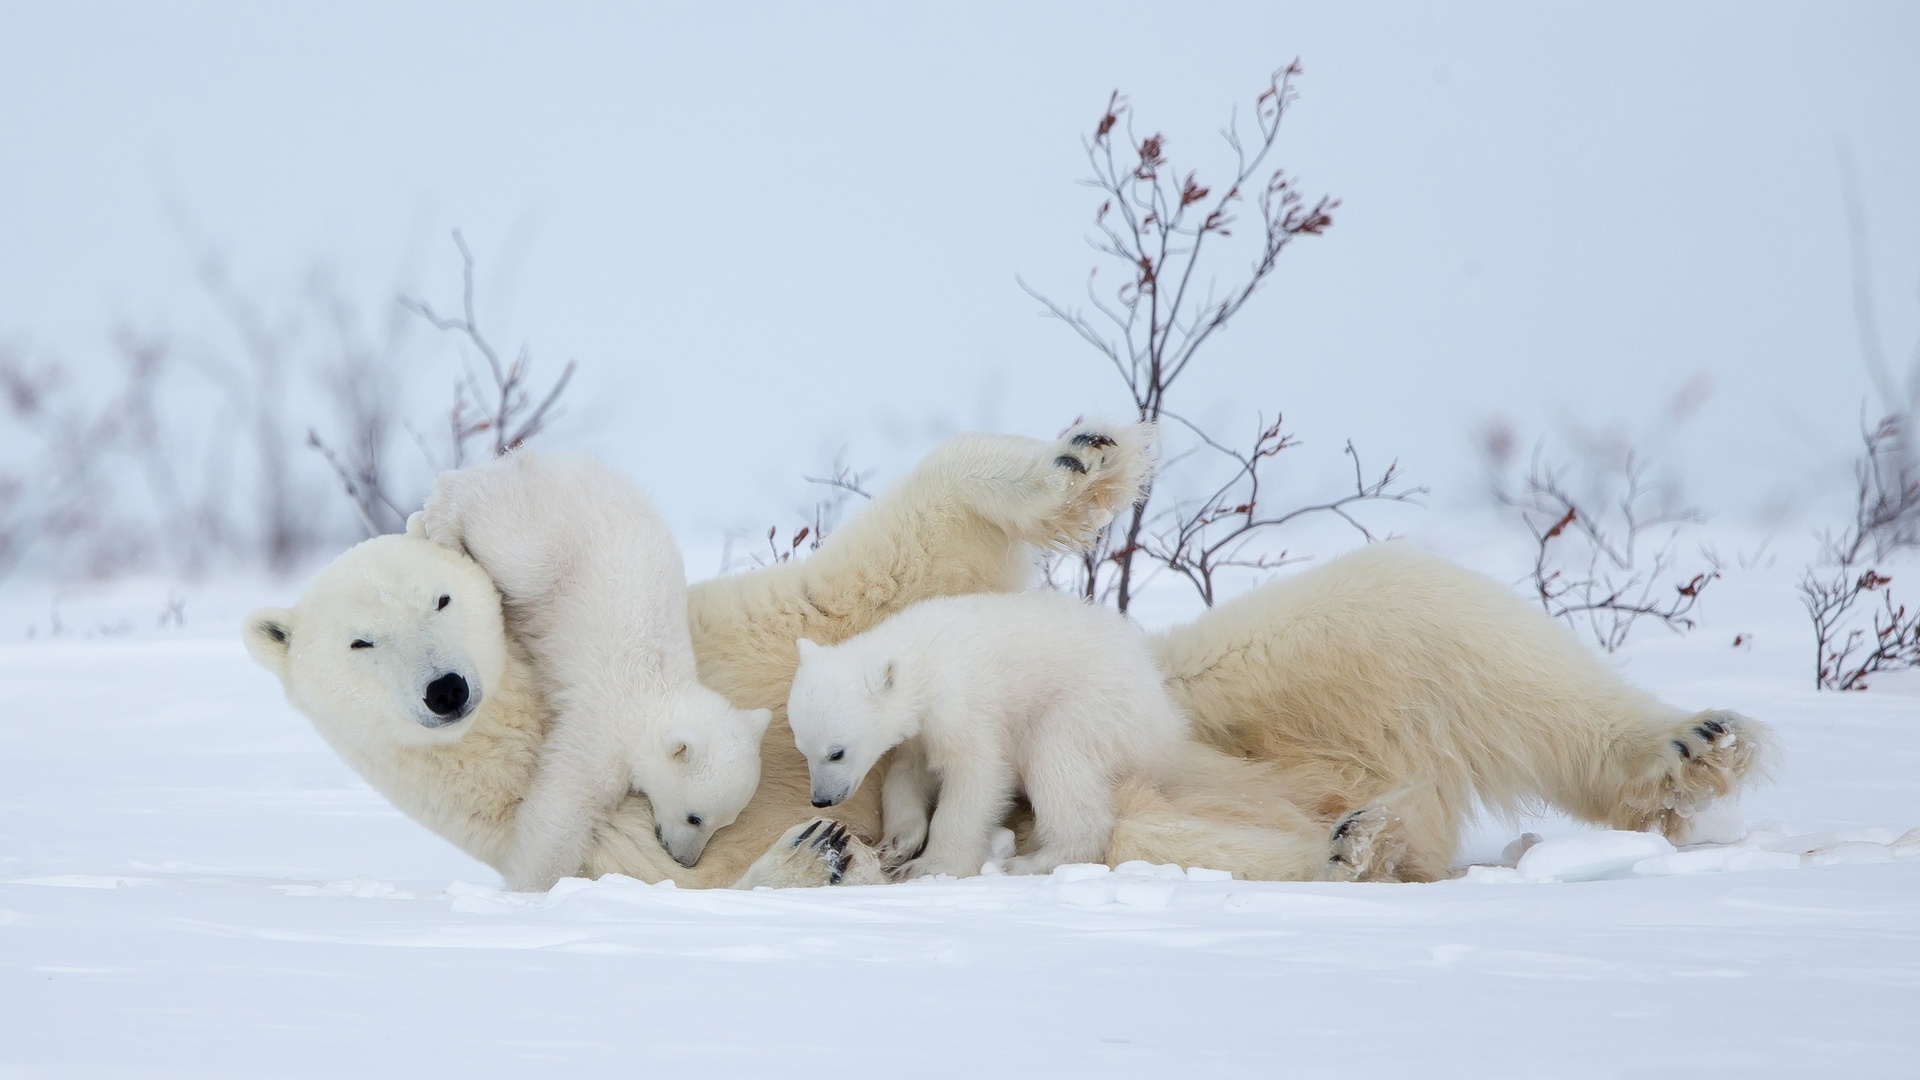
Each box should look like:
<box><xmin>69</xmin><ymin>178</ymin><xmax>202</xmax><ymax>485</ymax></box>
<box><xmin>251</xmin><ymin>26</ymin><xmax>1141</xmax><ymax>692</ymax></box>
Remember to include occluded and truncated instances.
<box><xmin>811</xmin><ymin>797</ymin><xmax>834</xmax><ymax>808</ymax></box>
<box><xmin>424</xmin><ymin>673</ymin><xmax>470</xmax><ymax>717</ymax></box>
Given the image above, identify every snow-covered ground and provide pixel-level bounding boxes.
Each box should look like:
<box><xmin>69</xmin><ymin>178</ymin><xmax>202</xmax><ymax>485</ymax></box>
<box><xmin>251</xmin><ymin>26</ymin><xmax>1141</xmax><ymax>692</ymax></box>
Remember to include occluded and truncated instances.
<box><xmin>2</xmin><ymin>530</ymin><xmax>1918</xmax><ymax>1078</ymax></box>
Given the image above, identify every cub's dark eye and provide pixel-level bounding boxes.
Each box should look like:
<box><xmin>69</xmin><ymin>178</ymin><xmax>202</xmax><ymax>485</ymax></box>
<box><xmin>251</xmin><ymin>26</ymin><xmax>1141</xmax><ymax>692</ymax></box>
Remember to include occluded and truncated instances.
<box><xmin>436</xmin><ymin>595</ymin><xmax>451</xmax><ymax>611</ymax></box>
<box><xmin>350</xmin><ymin>639</ymin><xmax>374</xmax><ymax>650</ymax></box>
<box><xmin>685</xmin><ymin>814</ymin><xmax>702</xmax><ymax>827</ymax></box>
<box><xmin>827</xmin><ymin>749</ymin><xmax>845</xmax><ymax>762</ymax></box>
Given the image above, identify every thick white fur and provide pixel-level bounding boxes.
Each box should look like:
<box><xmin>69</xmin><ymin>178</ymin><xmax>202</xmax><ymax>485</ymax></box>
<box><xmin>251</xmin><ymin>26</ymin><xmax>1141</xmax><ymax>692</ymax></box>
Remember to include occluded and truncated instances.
<box><xmin>411</xmin><ymin>452</ymin><xmax>772</xmax><ymax>890</ymax></box>
<box><xmin>246</xmin><ymin>421</ymin><xmax>1159</xmax><ymax>888</ymax></box>
<box><xmin>788</xmin><ymin>591</ymin><xmax>1189</xmax><ymax>879</ymax></box>
<box><xmin>246</xmin><ymin>420</ymin><xmax>1772</xmax><ymax>888</ymax></box>
<box><xmin>1149</xmin><ymin>540</ymin><xmax>1774</xmax><ymax>881</ymax></box>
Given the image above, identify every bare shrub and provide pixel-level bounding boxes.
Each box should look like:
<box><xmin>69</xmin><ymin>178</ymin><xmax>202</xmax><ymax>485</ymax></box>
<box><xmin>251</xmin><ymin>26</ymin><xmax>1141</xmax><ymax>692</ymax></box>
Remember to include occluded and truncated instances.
<box><xmin>2</xmin><ymin>227</ymin><xmax>578</xmax><ymax>583</ymax></box>
<box><xmin>1022</xmin><ymin>63</ymin><xmax>1420</xmax><ymax>612</ymax></box>
<box><xmin>302</xmin><ymin>267</ymin><xmax>420</xmax><ymax>537</ymax></box>
<box><xmin>400</xmin><ymin>230</ymin><xmax>576</xmax><ymax>468</ymax></box>
<box><xmin>1502</xmin><ymin>448</ymin><xmax>1721</xmax><ymax>652</ymax></box>
<box><xmin>723</xmin><ymin>452</ymin><xmax>874</xmax><ymax>572</ymax></box>
<box><xmin>1798</xmin><ymin>161</ymin><xmax>1920</xmax><ymax>690</ymax></box>
<box><xmin>1801</xmin><ymin>417</ymin><xmax>1920</xmax><ymax>690</ymax></box>
<box><xmin>304</xmin><ymin>229</ymin><xmax>578</xmax><ymax>540</ymax></box>
<box><xmin>0</xmin><ymin>341</ymin><xmax>187</xmax><ymax>580</ymax></box>
<box><xmin>188</xmin><ymin>248</ymin><xmax>319</xmax><ymax>573</ymax></box>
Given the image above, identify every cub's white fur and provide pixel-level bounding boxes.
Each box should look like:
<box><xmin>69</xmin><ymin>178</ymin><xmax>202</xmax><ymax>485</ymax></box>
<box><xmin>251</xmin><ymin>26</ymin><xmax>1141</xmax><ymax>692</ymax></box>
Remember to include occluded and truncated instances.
<box><xmin>414</xmin><ymin>452</ymin><xmax>771</xmax><ymax>890</ymax></box>
<box><xmin>789</xmin><ymin>591</ymin><xmax>1188</xmax><ymax>878</ymax></box>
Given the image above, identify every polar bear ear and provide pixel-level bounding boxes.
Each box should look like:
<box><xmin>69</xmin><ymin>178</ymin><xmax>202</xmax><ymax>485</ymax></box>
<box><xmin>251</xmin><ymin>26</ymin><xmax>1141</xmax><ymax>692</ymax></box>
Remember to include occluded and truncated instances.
<box><xmin>742</xmin><ymin>707</ymin><xmax>773</xmax><ymax>741</ymax></box>
<box><xmin>795</xmin><ymin>638</ymin><xmax>821</xmax><ymax>660</ymax></box>
<box><xmin>404</xmin><ymin>511</ymin><xmax>428</xmax><ymax>539</ymax></box>
<box><xmin>666</xmin><ymin>730</ymin><xmax>701</xmax><ymax>764</ymax></box>
<box><xmin>865</xmin><ymin>656</ymin><xmax>896</xmax><ymax>695</ymax></box>
<box><xmin>243</xmin><ymin>607</ymin><xmax>297</xmax><ymax>683</ymax></box>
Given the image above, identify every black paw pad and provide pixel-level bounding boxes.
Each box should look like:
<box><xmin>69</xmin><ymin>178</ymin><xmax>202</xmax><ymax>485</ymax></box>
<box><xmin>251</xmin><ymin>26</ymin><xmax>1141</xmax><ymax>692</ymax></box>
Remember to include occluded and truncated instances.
<box><xmin>1070</xmin><ymin>432</ymin><xmax>1117</xmax><ymax>448</ymax></box>
<box><xmin>1053</xmin><ymin>454</ymin><xmax>1089</xmax><ymax>475</ymax></box>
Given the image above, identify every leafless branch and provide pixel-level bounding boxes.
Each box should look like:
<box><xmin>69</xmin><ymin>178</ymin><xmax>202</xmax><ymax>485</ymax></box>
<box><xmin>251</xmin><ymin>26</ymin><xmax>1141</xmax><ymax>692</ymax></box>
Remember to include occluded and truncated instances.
<box><xmin>1027</xmin><ymin>65</ymin><xmax>1416</xmax><ymax>611</ymax></box>
<box><xmin>401</xmin><ymin>229</ymin><xmax>577</xmax><ymax>465</ymax></box>
<box><xmin>1502</xmin><ymin>449</ymin><xmax>1720</xmax><ymax>653</ymax></box>
<box><xmin>1801</xmin><ymin>417</ymin><xmax>1920</xmax><ymax>689</ymax></box>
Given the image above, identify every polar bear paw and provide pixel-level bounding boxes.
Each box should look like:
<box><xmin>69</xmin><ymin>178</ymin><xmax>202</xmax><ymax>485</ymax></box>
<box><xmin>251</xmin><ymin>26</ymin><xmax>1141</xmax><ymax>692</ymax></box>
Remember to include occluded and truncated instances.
<box><xmin>1326</xmin><ymin>804</ymin><xmax>1407</xmax><ymax>883</ymax></box>
<box><xmin>1044</xmin><ymin>421</ymin><xmax>1157</xmax><ymax>542</ymax></box>
<box><xmin>877</xmin><ymin>819</ymin><xmax>929</xmax><ymax>870</ymax></box>
<box><xmin>893</xmin><ymin>852</ymin><xmax>985</xmax><ymax>881</ymax></box>
<box><xmin>1624</xmin><ymin>709</ymin><xmax>1772</xmax><ymax>841</ymax></box>
<box><xmin>730</xmin><ymin>818</ymin><xmax>888</xmax><ymax>889</ymax></box>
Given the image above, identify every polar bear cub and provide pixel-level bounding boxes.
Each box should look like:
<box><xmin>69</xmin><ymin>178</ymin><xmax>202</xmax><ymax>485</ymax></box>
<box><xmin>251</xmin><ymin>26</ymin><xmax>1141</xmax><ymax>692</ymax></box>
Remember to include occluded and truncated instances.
<box><xmin>788</xmin><ymin>589</ymin><xmax>1188</xmax><ymax>879</ymax></box>
<box><xmin>414</xmin><ymin>451</ymin><xmax>772</xmax><ymax>891</ymax></box>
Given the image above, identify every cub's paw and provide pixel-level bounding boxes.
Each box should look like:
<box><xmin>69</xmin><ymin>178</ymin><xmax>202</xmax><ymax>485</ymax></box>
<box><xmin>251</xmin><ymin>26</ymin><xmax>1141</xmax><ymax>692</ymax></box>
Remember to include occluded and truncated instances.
<box><xmin>1627</xmin><ymin>710</ymin><xmax>1773</xmax><ymax>840</ymax></box>
<box><xmin>411</xmin><ymin>495</ymin><xmax>467</xmax><ymax>554</ymax></box>
<box><xmin>1326</xmin><ymin>804</ymin><xmax>1407</xmax><ymax>883</ymax></box>
<box><xmin>893</xmin><ymin>852</ymin><xmax>983</xmax><ymax>881</ymax></box>
<box><xmin>1001</xmin><ymin>852</ymin><xmax>1069</xmax><ymax>877</ymax></box>
<box><xmin>877</xmin><ymin>822</ymin><xmax>929</xmax><ymax>870</ymax></box>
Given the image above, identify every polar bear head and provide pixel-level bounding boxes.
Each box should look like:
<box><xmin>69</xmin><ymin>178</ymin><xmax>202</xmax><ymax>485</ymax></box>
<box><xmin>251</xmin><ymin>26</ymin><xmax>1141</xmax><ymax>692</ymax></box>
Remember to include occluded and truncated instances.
<box><xmin>636</xmin><ymin>687</ymin><xmax>774</xmax><ymax>867</ymax></box>
<box><xmin>787</xmin><ymin>636</ymin><xmax>911</xmax><ymax>808</ymax></box>
<box><xmin>244</xmin><ymin>534</ymin><xmax>509</xmax><ymax>749</ymax></box>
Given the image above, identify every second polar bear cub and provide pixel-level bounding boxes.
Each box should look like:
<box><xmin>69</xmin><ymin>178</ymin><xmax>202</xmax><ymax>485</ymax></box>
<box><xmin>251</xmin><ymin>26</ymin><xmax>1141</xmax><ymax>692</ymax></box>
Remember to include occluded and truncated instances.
<box><xmin>789</xmin><ymin>590</ymin><xmax>1188</xmax><ymax>879</ymax></box>
<box><xmin>415</xmin><ymin>451</ymin><xmax>772</xmax><ymax>891</ymax></box>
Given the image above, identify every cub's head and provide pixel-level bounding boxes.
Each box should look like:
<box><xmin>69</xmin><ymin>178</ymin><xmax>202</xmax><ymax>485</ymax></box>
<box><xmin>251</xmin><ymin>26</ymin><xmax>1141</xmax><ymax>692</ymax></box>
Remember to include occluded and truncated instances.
<box><xmin>637</xmin><ymin>688</ymin><xmax>773</xmax><ymax>867</ymax></box>
<box><xmin>244</xmin><ymin>534</ymin><xmax>508</xmax><ymax>749</ymax></box>
<box><xmin>787</xmin><ymin>636</ymin><xmax>908</xmax><ymax>808</ymax></box>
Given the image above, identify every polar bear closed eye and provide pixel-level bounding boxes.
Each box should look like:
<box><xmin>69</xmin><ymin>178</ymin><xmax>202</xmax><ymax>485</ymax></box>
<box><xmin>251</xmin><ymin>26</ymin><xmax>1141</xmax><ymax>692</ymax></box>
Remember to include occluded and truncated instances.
<box><xmin>244</xmin><ymin>535</ymin><xmax>507</xmax><ymax>749</ymax></box>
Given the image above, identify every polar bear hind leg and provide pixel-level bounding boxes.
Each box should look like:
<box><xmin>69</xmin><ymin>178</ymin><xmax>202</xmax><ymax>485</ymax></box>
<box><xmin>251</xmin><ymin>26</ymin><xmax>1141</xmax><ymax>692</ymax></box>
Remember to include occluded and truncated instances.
<box><xmin>1592</xmin><ymin>708</ymin><xmax>1772</xmax><ymax>840</ymax></box>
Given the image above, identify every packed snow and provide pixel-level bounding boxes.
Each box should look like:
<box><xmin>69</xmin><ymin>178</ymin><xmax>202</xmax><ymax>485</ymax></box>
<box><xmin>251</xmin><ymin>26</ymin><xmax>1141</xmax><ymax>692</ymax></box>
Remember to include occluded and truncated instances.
<box><xmin>2</xmin><ymin>532</ymin><xmax>1916</xmax><ymax>1078</ymax></box>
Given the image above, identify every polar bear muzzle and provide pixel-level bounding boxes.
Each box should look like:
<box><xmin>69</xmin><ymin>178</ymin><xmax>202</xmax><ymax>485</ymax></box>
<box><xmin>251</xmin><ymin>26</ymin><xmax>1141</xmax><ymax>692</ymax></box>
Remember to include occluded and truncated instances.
<box><xmin>421</xmin><ymin>672</ymin><xmax>474</xmax><ymax>725</ymax></box>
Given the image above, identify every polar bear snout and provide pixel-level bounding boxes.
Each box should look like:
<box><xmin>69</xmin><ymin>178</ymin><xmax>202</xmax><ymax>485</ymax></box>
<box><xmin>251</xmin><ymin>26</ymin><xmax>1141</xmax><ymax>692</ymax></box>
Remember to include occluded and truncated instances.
<box><xmin>421</xmin><ymin>672</ymin><xmax>473</xmax><ymax>724</ymax></box>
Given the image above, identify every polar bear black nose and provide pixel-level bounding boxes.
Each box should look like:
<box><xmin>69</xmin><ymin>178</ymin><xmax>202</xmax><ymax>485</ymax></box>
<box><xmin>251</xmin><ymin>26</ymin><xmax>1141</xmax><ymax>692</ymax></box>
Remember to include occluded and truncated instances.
<box><xmin>424</xmin><ymin>673</ymin><xmax>470</xmax><ymax>717</ymax></box>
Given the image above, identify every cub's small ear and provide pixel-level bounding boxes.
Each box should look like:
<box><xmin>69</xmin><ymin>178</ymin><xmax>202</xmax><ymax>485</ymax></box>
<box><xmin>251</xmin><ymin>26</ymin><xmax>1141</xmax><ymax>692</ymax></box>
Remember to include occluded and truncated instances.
<box><xmin>866</xmin><ymin>656</ymin><xmax>897</xmax><ymax>695</ymax></box>
<box><xmin>404</xmin><ymin>511</ymin><xmax>427</xmax><ymax>539</ymax></box>
<box><xmin>666</xmin><ymin>730</ymin><xmax>701</xmax><ymax>764</ymax></box>
<box><xmin>243</xmin><ymin>607</ymin><xmax>297</xmax><ymax>682</ymax></box>
<box><xmin>795</xmin><ymin>637</ymin><xmax>820</xmax><ymax>659</ymax></box>
<box><xmin>742</xmin><ymin>707</ymin><xmax>773</xmax><ymax>741</ymax></box>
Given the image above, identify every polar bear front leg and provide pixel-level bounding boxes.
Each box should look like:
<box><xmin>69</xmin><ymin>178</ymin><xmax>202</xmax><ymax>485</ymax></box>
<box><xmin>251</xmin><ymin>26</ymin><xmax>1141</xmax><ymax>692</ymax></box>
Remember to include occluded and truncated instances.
<box><xmin>896</xmin><ymin>759</ymin><xmax>1015</xmax><ymax>880</ymax></box>
<box><xmin>731</xmin><ymin>818</ymin><xmax>888</xmax><ymax>889</ymax></box>
<box><xmin>877</xmin><ymin>744</ymin><xmax>935</xmax><ymax>869</ymax></box>
<box><xmin>502</xmin><ymin>714</ymin><xmax>634</xmax><ymax>891</ymax></box>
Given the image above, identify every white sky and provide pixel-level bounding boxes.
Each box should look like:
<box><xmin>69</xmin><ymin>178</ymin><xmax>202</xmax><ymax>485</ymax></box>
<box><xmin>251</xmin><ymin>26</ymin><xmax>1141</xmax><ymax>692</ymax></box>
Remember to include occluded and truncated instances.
<box><xmin>3</xmin><ymin>2</ymin><xmax>1917</xmax><ymax>545</ymax></box>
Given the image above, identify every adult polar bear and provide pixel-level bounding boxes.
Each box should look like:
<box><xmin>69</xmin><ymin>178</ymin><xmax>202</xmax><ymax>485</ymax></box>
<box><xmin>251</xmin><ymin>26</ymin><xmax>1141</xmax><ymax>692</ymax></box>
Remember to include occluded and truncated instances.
<box><xmin>245</xmin><ymin>420</ymin><xmax>1770</xmax><ymax>888</ymax></box>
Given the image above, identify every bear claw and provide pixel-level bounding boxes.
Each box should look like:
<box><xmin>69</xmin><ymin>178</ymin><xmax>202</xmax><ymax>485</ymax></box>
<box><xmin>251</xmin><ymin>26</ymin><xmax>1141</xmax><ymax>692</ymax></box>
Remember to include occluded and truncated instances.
<box><xmin>1069</xmin><ymin>432</ymin><xmax>1117</xmax><ymax>448</ymax></box>
<box><xmin>1053</xmin><ymin>454</ymin><xmax>1090</xmax><ymax>475</ymax></box>
<box><xmin>808</xmin><ymin>822</ymin><xmax>851</xmax><ymax>885</ymax></box>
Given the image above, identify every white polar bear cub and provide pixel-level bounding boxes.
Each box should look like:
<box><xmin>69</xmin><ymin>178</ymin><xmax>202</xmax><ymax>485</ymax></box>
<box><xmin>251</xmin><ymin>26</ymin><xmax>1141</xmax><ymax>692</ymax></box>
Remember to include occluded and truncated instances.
<box><xmin>414</xmin><ymin>451</ymin><xmax>772</xmax><ymax>891</ymax></box>
<box><xmin>788</xmin><ymin>589</ymin><xmax>1188</xmax><ymax>879</ymax></box>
